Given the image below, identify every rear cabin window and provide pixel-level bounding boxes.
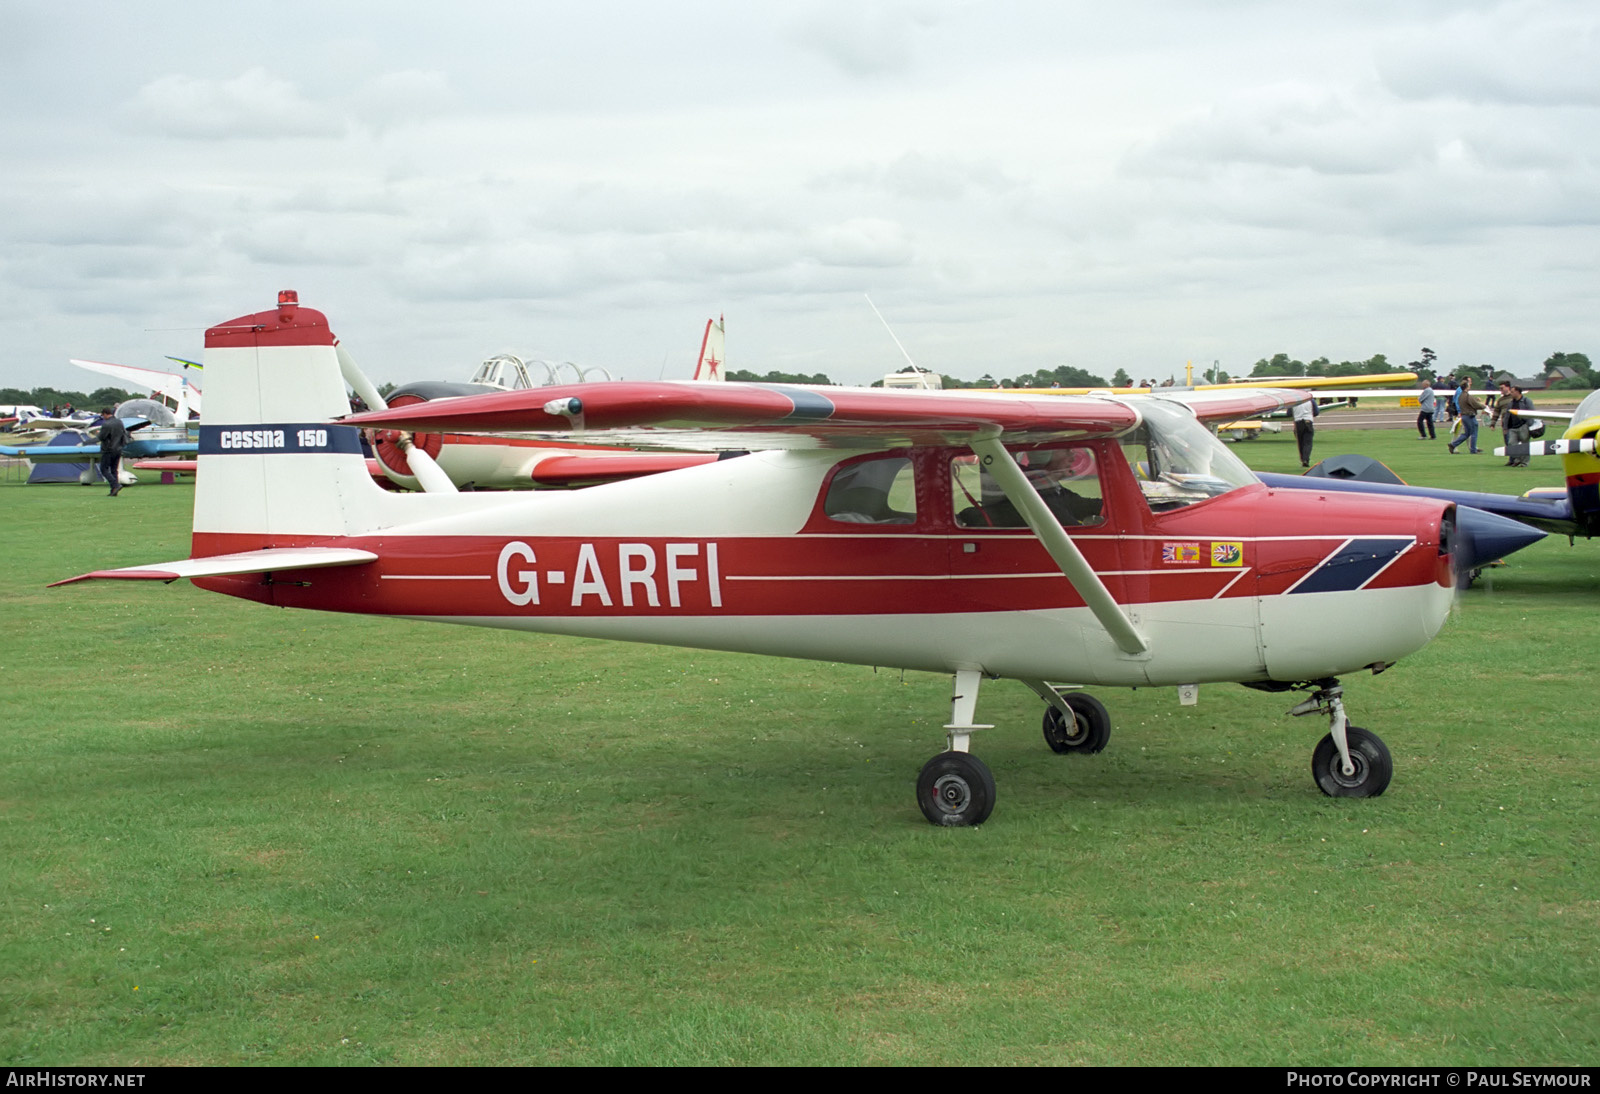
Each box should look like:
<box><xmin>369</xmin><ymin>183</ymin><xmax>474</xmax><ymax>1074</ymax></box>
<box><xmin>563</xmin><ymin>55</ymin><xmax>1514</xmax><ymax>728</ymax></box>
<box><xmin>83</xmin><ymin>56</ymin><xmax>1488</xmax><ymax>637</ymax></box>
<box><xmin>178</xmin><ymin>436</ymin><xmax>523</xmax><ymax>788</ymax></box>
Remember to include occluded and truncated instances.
<box><xmin>822</xmin><ymin>455</ymin><xmax>917</xmax><ymax>524</ymax></box>
<box><xmin>950</xmin><ymin>445</ymin><xmax>1105</xmax><ymax>529</ymax></box>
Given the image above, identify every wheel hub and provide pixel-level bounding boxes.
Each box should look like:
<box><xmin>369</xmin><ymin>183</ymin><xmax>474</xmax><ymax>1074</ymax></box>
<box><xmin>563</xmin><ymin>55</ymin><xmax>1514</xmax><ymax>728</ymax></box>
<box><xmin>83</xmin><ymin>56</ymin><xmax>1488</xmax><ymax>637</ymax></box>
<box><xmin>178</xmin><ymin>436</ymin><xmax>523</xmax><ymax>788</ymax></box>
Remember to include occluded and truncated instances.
<box><xmin>931</xmin><ymin>774</ymin><xmax>972</xmax><ymax>815</ymax></box>
<box><xmin>1327</xmin><ymin>751</ymin><xmax>1368</xmax><ymax>789</ymax></box>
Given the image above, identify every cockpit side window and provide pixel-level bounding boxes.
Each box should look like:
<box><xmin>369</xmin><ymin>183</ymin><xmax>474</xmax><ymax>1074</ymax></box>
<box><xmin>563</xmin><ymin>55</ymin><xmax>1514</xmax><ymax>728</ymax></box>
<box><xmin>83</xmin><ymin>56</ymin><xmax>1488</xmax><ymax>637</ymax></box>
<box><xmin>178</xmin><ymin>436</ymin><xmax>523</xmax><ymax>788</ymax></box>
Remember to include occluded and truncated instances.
<box><xmin>822</xmin><ymin>455</ymin><xmax>918</xmax><ymax>525</ymax></box>
<box><xmin>950</xmin><ymin>444</ymin><xmax>1105</xmax><ymax>529</ymax></box>
<box><xmin>1118</xmin><ymin>400</ymin><xmax>1259</xmax><ymax>512</ymax></box>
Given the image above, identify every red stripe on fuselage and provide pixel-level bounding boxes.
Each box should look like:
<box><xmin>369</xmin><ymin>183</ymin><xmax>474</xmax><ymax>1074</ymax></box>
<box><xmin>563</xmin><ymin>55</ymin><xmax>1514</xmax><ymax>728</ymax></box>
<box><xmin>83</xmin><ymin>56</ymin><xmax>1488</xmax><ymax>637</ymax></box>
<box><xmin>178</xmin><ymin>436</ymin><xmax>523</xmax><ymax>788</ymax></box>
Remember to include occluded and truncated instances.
<box><xmin>187</xmin><ymin>525</ymin><xmax>1444</xmax><ymax>618</ymax></box>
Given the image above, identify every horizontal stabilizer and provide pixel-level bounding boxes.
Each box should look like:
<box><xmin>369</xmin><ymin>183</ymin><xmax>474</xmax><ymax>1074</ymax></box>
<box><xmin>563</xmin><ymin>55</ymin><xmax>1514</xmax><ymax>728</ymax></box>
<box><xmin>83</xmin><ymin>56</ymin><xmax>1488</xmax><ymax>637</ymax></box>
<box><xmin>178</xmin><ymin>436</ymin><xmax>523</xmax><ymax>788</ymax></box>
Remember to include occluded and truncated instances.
<box><xmin>49</xmin><ymin>547</ymin><xmax>377</xmax><ymax>587</ymax></box>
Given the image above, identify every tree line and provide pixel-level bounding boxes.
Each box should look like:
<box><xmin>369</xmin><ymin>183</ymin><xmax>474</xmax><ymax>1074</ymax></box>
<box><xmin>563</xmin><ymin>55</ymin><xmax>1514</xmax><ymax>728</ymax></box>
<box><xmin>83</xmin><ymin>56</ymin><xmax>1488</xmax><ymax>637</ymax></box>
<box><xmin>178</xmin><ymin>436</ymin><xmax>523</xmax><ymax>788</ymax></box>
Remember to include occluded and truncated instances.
<box><xmin>1251</xmin><ymin>350</ymin><xmax>1595</xmax><ymax>389</ymax></box>
<box><xmin>1</xmin><ymin>385</ymin><xmax>144</xmax><ymax>410</ymax></box>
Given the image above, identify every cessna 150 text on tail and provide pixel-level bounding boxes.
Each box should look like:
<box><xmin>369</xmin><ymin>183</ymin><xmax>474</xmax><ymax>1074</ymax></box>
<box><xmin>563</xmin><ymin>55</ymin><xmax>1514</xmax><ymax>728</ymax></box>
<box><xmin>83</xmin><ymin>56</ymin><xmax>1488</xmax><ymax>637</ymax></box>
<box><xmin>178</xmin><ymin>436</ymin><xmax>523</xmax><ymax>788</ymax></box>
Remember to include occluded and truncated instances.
<box><xmin>60</xmin><ymin>292</ymin><xmax>1528</xmax><ymax>825</ymax></box>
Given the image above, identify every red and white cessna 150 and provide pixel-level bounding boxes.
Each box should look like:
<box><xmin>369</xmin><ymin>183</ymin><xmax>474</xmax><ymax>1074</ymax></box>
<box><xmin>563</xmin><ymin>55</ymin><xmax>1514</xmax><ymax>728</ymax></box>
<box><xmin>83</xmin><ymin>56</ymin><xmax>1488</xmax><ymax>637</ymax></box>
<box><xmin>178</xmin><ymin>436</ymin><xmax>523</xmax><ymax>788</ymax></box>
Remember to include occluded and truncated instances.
<box><xmin>58</xmin><ymin>293</ymin><xmax>1537</xmax><ymax>825</ymax></box>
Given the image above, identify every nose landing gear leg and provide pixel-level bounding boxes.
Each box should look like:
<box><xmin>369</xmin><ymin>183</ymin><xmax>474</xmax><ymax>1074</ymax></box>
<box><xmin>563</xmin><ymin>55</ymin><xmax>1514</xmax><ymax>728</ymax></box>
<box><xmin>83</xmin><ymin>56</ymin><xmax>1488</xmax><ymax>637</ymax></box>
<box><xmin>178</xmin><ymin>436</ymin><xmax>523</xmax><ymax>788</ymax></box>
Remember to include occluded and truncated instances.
<box><xmin>1289</xmin><ymin>679</ymin><xmax>1393</xmax><ymax>798</ymax></box>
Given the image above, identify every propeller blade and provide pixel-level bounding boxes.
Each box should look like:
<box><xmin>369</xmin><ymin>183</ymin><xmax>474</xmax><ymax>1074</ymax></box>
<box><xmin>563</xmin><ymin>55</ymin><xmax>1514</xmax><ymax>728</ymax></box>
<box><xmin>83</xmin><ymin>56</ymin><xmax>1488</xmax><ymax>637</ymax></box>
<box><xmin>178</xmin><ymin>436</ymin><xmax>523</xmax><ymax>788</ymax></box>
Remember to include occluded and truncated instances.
<box><xmin>396</xmin><ymin>434</ymin><xmax>457</xmax><ymax>494</ymax></box>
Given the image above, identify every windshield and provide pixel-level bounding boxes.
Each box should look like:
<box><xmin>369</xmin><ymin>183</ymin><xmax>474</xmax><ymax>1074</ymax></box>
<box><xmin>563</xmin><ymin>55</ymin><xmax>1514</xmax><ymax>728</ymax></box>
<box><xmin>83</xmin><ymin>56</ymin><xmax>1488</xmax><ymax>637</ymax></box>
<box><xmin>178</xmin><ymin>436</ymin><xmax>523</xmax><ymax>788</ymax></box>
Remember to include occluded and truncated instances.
<box><xmin>114</xmin><ymin>399</ymin><xmax>177</xmax><ymax>427</ymax></box>
<box><xmin>1119</xmin><ymin>399</ymin><xmax>1259</xmax><ymax>511</ymax></box>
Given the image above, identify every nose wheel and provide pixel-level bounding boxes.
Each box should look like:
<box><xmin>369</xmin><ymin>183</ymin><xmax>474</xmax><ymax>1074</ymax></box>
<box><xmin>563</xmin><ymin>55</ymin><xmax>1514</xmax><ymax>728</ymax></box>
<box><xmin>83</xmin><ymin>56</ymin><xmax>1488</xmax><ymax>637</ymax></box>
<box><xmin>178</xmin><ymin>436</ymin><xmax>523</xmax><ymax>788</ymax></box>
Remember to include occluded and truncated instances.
<box><xmin>1312</xmin><ymin>726</ymin><xmax>1392</xmax><ymax>797</ymax></box>
<box><xmin>1290</xmin><ymin>679</ymin><xmax>1394</xmax><ymax>798</ymax></box>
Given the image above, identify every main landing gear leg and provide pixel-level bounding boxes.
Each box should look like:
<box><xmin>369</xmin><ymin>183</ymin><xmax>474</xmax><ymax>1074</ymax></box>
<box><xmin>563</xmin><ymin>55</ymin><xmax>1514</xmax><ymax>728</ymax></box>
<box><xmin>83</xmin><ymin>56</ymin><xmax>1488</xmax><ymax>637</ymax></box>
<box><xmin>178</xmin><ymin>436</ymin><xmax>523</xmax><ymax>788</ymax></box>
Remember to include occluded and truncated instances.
<box><xmin>1289</xmin><ymin>679</ymin><xmax>1393</xmax><ymax>798</ymax></box>
<box><xmin>917</xmin><ymin>669</ymin><xmax>997</xmax><ymax>827</ymax></box>
<box><xmin>1024</xmin><ymin>679</ymin><xmax>1112</xmax><ymax>754</ymax></box>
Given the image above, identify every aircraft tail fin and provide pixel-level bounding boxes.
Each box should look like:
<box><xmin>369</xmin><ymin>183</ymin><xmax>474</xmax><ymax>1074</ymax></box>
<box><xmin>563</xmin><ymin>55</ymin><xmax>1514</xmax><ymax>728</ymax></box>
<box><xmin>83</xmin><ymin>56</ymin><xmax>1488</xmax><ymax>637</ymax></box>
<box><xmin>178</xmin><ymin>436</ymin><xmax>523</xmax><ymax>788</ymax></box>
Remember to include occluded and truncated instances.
<box><xmin>192</xmin><ymin>291</ymin><xmax>389</xmax><ymax>553</ymax></box>
<box><xmin>692</xmin><ymin>316</ymin><xmax>725</xmax><ymax>381</ymax></box>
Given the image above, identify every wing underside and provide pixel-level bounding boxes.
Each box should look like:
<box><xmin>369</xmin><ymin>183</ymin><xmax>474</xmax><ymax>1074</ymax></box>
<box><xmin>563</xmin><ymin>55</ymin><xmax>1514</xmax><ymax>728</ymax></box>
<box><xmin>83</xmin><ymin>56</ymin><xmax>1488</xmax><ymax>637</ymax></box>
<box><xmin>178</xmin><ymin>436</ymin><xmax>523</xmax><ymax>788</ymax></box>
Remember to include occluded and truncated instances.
<box><xmin>342</xmin><ymin>380</ymin><xmax>1308</xmax><ymax>450</ymax></box>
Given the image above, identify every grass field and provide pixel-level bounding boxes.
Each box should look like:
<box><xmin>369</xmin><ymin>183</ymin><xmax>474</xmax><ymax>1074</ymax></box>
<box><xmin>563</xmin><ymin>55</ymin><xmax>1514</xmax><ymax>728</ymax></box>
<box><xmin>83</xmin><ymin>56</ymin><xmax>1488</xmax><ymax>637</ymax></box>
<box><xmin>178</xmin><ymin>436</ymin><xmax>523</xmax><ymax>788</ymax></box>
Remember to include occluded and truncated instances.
<box><xmin>2</xmin><ymin>432</ymin><xmax>1595</xmax><ymax>1066</ymax></box>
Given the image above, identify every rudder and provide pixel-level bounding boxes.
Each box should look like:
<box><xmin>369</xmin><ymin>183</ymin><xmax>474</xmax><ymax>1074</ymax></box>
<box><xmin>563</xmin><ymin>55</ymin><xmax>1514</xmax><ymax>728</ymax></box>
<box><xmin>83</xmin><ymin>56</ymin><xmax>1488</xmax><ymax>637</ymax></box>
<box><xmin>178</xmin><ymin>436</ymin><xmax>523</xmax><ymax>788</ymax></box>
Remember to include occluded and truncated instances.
<box><xmin>193</xmin><ymin>291</ymin><xmax>384</xmax><ymax>551</ymax></box>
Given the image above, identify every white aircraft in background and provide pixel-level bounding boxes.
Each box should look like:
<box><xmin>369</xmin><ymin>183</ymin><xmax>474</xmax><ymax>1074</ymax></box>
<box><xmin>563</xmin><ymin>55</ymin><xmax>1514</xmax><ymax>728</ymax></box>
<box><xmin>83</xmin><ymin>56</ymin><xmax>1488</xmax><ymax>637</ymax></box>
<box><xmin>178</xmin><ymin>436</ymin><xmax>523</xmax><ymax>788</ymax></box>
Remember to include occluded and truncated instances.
<box><xmin>365</xmin><ymin>320</ymin><xmax>727</xmax><ymax>492</ymax></box>
<box><xmin>71</xmin><ymin>357</ymin><xmax>202</xmax><ymax>422</ymax></box>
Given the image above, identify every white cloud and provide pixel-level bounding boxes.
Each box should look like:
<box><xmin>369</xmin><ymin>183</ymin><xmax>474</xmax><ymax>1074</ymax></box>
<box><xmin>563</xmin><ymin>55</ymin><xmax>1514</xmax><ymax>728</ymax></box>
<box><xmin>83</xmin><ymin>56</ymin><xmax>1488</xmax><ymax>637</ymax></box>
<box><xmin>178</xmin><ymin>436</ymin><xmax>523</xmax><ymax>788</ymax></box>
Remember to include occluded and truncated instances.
<box><xmin>1377</xmin><ymin>0</ymin><xmax>1600</xmax><ymax>106</ymax></box>
<box><xmin>786</xmin><ymin>0</ymin><xmax>945</xmax><ymax>77</ymax></box>
<box><xmin>0</xmin><ymin>3</ymin><xmax>1594</xmax><ymax>392</ymax></box>
<box><xmin>351</xmin><ymin>70</ymin><xmax>458</xmax><ymax>135</ymax></box>
<box><xmin>125</xmin><ymin>68</ymin><xmax>345</xmax><ymax>140</ymax></box>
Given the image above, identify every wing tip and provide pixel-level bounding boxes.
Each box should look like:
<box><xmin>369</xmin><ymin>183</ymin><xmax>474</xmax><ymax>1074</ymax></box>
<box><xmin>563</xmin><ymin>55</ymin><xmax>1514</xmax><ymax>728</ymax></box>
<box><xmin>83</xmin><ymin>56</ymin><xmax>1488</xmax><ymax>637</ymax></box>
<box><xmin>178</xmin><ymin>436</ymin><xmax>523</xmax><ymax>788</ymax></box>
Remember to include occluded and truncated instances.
<box><xmin>48</xmin><ymin>569</ymin><xmax>181</xmax><ymax>587</ymax></box>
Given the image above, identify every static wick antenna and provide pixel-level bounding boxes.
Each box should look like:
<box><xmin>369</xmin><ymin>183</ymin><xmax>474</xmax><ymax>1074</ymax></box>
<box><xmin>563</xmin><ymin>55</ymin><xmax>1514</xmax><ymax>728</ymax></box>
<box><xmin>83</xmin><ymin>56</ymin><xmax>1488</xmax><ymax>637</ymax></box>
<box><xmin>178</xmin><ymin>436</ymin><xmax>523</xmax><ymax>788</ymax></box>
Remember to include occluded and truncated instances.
<box><xmin>864</xmin><ymin>294</ymin><xmax>922</xmax><ymax>374</ymax></box>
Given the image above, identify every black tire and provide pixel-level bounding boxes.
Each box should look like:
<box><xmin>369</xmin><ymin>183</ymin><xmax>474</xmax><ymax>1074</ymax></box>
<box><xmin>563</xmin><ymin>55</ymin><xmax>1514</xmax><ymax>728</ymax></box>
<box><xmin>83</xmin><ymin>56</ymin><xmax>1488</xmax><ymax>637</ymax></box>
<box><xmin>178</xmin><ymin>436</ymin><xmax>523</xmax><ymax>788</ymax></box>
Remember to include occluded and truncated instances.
<box><xmin>1311</xmin><ymin>726</ymin><xmax>1393</xmax><ymax>798</ymax></box>
<box><xmin>1041</xmin><ymin>693</ymin><xmax>1112</xmax><ymax>754</ymax></box>
<box><xmin>917</xmin><ymin>751</ymin><xmax>997</xmax><ymax>827</ymax></box>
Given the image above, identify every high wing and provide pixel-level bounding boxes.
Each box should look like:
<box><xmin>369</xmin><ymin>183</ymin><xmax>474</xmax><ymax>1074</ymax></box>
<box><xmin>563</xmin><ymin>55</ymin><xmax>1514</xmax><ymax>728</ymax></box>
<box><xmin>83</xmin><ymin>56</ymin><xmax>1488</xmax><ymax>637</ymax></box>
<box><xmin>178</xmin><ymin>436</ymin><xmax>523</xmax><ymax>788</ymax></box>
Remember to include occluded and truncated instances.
<box><xmin>71</xmin><ymin>358</ymin><xmax>203</xmax><ymax>416</ymax></box>
<box><xmin>50</xmin><ymin>547</ymin><xmax>378</xmax><ymax>587</ymax></box>
<box><xmin>1157</xmin><ymin>387</ymin><xmax>1310</xmax><ymax>424</ymax></box>
<box><xmin>344</xmin><ymin>380</ymin><xmax>1308</xmax><ymax>449</ymax></box>
<box><xmin>1214</xmin><ymin>372</ymin><xmax>1418</xmax><ymax>391</ymax></box>
<box><xmin>346</xmin><ymin>380</ymin><xmax>1142</xmax><ymax>448</ymax></box>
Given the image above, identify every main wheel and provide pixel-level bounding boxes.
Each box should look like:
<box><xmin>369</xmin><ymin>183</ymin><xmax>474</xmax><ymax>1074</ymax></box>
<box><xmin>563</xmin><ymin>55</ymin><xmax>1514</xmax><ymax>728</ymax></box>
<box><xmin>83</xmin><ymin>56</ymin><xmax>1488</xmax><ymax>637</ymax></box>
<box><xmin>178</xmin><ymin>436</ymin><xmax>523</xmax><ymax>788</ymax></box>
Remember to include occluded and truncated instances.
<box><xmin>1041</xmin><ymin>693</ymin><xmax>1112</xmax><ymax>754</ymax></box>
<box><xmin>917</xmin><ymin>751</ymin><xmax>997</xmax><ymax>827</ymax></box>
<box><xmin>1311</xmin><ymin>726</ymin><xmax>1393</xmax><ymax>798</ymax></box>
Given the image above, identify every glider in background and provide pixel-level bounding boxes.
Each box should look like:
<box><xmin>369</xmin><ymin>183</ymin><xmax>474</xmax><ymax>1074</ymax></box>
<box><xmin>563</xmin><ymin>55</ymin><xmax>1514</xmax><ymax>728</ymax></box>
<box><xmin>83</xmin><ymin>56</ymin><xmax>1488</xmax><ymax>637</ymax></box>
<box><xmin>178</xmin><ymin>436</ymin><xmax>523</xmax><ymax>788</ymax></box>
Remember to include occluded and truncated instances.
<box><xmin>71</xmin><ymin>357</ymin><xmax>202</xmax><ymax>421</ymax></box>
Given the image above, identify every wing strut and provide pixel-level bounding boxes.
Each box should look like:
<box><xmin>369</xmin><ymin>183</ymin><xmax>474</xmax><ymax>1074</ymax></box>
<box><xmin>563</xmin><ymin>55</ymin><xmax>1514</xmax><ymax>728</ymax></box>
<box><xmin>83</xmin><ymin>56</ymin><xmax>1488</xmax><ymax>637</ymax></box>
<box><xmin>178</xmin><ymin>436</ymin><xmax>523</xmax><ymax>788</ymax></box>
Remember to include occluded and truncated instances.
<box><xmin>968</xmin><ymin>431</ymin><xmax>1148</xmax><ymax>655</ymax></box>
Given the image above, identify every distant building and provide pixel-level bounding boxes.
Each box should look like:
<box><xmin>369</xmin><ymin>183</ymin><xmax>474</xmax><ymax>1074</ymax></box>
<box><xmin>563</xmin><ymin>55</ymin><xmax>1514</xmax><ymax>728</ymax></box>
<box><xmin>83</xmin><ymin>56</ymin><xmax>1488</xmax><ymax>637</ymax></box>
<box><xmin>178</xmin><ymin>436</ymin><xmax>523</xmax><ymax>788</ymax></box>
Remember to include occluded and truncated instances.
<box><xmin>1492</xmin><ymin>371</ymin><xmax>1548</xmax><ymax>391</ymax></box>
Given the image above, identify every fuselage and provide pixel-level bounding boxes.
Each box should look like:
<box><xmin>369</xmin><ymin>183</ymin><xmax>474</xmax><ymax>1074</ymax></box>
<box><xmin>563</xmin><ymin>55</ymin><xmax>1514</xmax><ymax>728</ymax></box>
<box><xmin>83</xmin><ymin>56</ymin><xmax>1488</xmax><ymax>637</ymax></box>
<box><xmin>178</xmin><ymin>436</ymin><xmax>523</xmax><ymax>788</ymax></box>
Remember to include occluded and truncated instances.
<box><xmin>194</xmin><ymin>438</ymin><xmax>1455</xmax><ymax>688</ymax></box>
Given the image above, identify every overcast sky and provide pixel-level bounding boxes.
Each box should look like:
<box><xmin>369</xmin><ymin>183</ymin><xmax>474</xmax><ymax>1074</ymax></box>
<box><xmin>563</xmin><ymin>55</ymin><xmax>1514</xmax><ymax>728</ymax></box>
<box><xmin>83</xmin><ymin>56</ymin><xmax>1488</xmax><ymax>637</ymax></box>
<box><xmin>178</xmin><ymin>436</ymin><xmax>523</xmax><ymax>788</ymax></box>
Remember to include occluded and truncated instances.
<box><xmin>2</xmin><ymin>0</ymin><xmax>1594</xmax><ymax>393</ymax></box>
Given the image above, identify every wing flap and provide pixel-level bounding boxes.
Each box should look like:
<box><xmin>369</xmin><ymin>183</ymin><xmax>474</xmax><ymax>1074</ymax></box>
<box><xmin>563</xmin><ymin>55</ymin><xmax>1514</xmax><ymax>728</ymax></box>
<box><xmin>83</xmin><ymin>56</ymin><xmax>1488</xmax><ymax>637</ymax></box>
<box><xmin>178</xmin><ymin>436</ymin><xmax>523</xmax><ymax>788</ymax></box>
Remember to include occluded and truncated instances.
<box><xmin>50</xmin><ymin>547</ymin><xmax>378</xmax><ymax>587</ymax></box>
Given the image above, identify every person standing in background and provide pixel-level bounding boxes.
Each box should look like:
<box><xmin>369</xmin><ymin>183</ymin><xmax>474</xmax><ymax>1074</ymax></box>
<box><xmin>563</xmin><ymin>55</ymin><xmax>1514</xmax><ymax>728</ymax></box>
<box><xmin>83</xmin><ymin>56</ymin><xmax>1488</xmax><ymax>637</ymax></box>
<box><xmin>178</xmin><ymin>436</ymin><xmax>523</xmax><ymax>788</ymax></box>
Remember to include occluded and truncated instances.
<box><xmin>1416</xmin><ymin>380</ymin><xmax>1436</xmax><ymax>439</ymax></box>
<box><xmin>94</xmin><ymin>408</ymin><xmax>130</xmax><ymax>496</ymax></box>
<box><xmin>1292</xmin><ymin>397</ymin><xmax>1318</xmax><ymax>468</ymax></box>
<box><xmin>1447</xmin><ymin>380</ymin><xmax>1484</xmax><ymax>454</ymax></box>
